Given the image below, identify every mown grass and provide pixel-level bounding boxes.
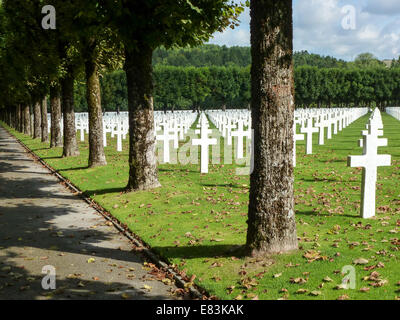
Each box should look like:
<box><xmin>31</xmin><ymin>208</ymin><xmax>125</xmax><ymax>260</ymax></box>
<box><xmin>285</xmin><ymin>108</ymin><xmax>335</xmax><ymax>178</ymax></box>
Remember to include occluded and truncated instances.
<box><xmin>2</xmin><ymin>112</ymin><xmax>400</xmax><ymax>300</ymax></box>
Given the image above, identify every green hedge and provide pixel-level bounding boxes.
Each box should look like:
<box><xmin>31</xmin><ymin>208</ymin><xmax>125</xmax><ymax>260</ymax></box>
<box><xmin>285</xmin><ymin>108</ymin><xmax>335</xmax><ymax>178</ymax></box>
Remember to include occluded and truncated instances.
<box><xmin>73</xmin><ymin>66</ymin><xmax>400</xmax><ymax>112</ymax></box>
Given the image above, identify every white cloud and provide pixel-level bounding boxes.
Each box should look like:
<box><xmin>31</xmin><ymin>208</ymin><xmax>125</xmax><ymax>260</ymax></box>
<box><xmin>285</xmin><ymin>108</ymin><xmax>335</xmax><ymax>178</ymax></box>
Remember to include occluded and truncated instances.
<box><xmin>357</xmin><ymin>25</ymin><xmax>380</xmax><ymax>40</ymax></box>
<box><xmin>363</xmin><ymin>0</ymin><xmax>400</xmax><ymax>16</ymax></box>
<box><xmin>209</xmin><ymin>27</ymin><xmax>250</xmax><ymax>47</ymax></box>
<box><xmin>293</xmin><ymin>0</ymin><xmax>400</xmax><ymax>60</ymax></box>
<box><xmin>208</xmin><ymin>0</ymin><xmax>400</xmax><ymax>60</ymax></box>
<box><xmin>295</xmin><ymin>0</ymin><xmax>342</xmax><ymax>29</ymax></box>
<box><xmin>208</xmin><ymin>6</ymin><xmax>250</xmax><ymax>47</ymax></box>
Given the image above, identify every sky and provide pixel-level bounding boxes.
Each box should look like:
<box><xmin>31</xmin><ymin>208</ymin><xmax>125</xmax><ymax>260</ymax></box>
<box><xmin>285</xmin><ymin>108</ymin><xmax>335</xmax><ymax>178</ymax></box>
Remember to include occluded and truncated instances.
<box><xmin>208</xmin><ymin>0</ymin><xmax>400</xmax><ymax>61</ymax></box>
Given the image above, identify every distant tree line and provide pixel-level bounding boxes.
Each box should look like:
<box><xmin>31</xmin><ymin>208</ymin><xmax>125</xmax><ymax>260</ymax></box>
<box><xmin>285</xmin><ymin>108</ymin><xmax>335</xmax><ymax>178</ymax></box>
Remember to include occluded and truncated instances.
<box><xmin>152</xmin><ymin>45</ymin><xmax>352</xmax><ymax>69</ymax></box>
<box><xmin>73</xmin><ymin>65</ymin><xmax>400</xmax><ymax>112</ymax></box>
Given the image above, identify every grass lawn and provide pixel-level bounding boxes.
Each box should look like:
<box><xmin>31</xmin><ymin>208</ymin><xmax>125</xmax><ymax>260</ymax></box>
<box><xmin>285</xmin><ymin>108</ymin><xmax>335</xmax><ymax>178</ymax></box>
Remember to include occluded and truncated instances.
<box><xmin>2</xmin><ymin>112</ymin><xmax>400</xmax><ymax>300</ymax></box>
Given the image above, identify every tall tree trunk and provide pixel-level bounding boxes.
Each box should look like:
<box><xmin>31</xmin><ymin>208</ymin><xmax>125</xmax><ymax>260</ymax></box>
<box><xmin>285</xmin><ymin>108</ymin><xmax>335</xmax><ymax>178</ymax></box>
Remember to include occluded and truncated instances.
<box><xmin>33</xmin><ymin>101</ymin><xmax>41</xmax><ymax>139</ymax></box>
<box><xmin>50</xmin><ymin>85</ymin><xmax>63</xmax><ymax>147</ymax></box>
<box><xmin>85</xmin><ymin>58</ymin><xmax>106</xmax><ymax>167</ymax></box>
<box><xmin>17</xmin><ymin>105</ymin><xmax>22</xmax><ymax>132</ymax></box>
<box><xmin>30</xmin><ymin>106</ymin><xmax>34</xmax><ymax>136</ymax></box>
<box><xmin>246</xmin><ymin>0</ymin><xmax>298</xmax><ymax>256</ymax></box>
<box><xmin>41</xmin><ymin>97</ymin><xmax>49</xmax><ymax>143</ymax></box>
<box><xmin>124</xmin><ymin>44</ymin><xmax>160</xmax><ymax>191</ymax></box>
<box><xmin>23</xmin><ymin>104</ymin><xmax>31</xmax><ymax>135</ymax></box>
<box><xmin>9</xmin><ymin>107</ymin><xmax>14</xmax><ymax>128</ymax></box>
<box><xmin>61</xmin><ymin>74</ymin><xmax>80</xmax><ymax>157</ymax></box>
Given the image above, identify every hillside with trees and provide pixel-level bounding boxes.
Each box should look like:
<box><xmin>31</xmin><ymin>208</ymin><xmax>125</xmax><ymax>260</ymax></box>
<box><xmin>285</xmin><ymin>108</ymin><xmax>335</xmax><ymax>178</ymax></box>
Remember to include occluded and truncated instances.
<box><xmin>152</xmin><ymin>45</ymin><xmax>351</xmax><ymax>68</ymax></box>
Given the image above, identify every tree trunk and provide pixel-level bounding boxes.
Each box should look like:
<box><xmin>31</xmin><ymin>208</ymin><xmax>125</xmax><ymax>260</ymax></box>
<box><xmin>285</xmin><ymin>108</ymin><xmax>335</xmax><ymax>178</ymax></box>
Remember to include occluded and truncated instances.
<box><xmin>61</xmin><ymin>74</ymin><xmax>80</xmax><ymax>157</ymax></box>
<box><xmin>33</xmin><ymin>101</ymin><xmax>41</xmax><ymax>139</ymax></box>
<box><xmin>85</xmin><ymin>58</ymin><xmax>106</xmax><ymax>167</ymax></box>
<box><xmin>22</xmin><ymin>105</ymin><xmax>31</xmax><ymax>135</ymax></box>
<box><xmin>16</xmin><ymin>105</ymin><xmax>22</xmax><ymax>132</ymax></box>
<box><xmin>124</xmin><ymin>44</ymin><xmax>160</xmax><ymax>191</ymax></box>
<box><xmin>41</xmin><ymin>97</ymin><xmax>49</xmax><ymax>143</ymax></box>
<box><xmin>50</xmin><ymin>85</ymin><xmax>63</xmax><ymax>147</ymax></box>
<box><xmin>246</xmin><ymin>0</ymin><xmax>298</xmax><ymax>256</ymax></box>
<box><xmin>30</xmin><ymin>106</ymin><xmax>34</xmax><ymax>136</ymax></box>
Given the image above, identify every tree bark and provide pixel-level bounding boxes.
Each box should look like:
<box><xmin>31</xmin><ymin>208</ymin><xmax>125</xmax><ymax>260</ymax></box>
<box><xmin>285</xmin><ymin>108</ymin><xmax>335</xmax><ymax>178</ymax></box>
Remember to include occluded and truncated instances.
<box><xmin>124</xmin><ymin>44</ymin><xmax>160</xmax><ymax>191</ymax></box>
<box><xmin>41</xmin><ymin>97</ymin><xmax>49</xmax><ymax>143</ymax></box>
<box><xmin>50</xmin><ymin>85</ymin><xmax>63</xmax><ymax>147</ymax></box>
<box><xmin>61</xmin><ymin>74</ymin><xmax>80</xmax><ymax>157</ymax></box>
<box><xmin>246</xmin><ymin>0</ymin><xmax>298</xmax><ymax>256</ymax></box>
<box><xmin>22</xmin><ymin>105</ymin><xmax>31</xmax><ymax>135</ymax></box>
<box><xmin>85</xmin><ymin>58</ymin><xmax>107</xmax><ymax>167</ymax></box>
<box><xmin>30</xmin><ymin>106</ymin><xmax>34</xmax><ymax>136</ymax></box>
<box><xmin>33</xmin><ymin>101</ymin><xmax>41</xmax><ymax>139</ymax></box>
<box><xmin>16</xmin><ymin>105</ymin><xmax>22</xmax><ymax>132</ymax></box>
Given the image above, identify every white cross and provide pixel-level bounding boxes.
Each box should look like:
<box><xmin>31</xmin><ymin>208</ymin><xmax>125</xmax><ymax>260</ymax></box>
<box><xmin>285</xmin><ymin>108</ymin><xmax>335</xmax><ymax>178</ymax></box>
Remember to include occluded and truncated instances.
<box><xmin>192</xmin><ymin>122</ymin><xmax>217</xmax><ymax>173</ymax></box>
<box><xmin>231</xmin><ymin>120</ymin><xmax>251</xmax><ymax>159</ymax></box>
<box><xmin>103</xmin><ymin>120</ymin><xmax>113</xmax><ymax>147</ymax></box>
<box><xmin>300</xmin><ymin>118</ymin><xmax>318</xmax><ymax>155</ymax></box>
<box><xmin>114</xmin><ymin>120</ymin><xmax>124</xmax><ymax>152</ymax></box>
<box><xmin>326</xmin><ymin>113</ymin><xmax>333</xmax><ymax>139</ymax></box>
<box><xmin>333</xmin><ymin>114</ymin><xmax>339</xmax><ymax>135</ymax></box>
<box><xmin>316</xmin><ymin>115</ymin><xmax>328</xmax><ymax>145</ymax></box>
<box><xmin>225</xmin><ymin>120</ymin><xmax>236</xmax><ymax>146</ymax></box>
<box><xmin>348</xmin><ymin>131</ymin><xmax>391</xmax><ymax>219</ymax></box>
<box><xmin>156</xmin><ymin>125</ymin><xmax>176</xmax><ymax>163</ymax></box>
<box><xmin>76</xmin><ymin>120</ymin><xmax>87</xmax><ymax>142</ymax></box>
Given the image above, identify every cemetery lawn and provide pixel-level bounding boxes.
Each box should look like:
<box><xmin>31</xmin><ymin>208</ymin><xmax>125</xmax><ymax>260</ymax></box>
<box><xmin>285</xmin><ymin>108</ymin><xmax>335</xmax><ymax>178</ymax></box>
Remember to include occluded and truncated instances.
<box><xmin>2</xmin><ymin>112</ymin><xmax>400</xmax><ymax>300</ymax></box>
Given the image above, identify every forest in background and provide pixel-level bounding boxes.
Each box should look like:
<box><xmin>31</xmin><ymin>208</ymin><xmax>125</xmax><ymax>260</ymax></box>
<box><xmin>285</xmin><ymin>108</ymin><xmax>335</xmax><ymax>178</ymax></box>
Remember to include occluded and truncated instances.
<box><xmin>73</xmin><ymin>45</ymin><xmax>400</xmax><ymax>112</ymax></box>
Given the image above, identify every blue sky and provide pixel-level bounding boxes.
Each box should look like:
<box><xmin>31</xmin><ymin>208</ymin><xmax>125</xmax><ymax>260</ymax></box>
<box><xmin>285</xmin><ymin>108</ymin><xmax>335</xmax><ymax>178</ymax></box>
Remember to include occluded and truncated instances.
<box><xmin>208</xmin><ymin>0</ymin><xmax>400</xmax><ymax>61</ymax></box>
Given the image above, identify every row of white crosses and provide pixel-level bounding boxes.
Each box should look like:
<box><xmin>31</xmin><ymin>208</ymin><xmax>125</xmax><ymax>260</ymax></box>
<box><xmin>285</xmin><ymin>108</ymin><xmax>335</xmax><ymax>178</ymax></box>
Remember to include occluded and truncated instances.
<box><xmin>155</xmin><ymin>111</ymin><xmax>198</xmax><ymax>163</ymax></box>
<box><xmin>294</xmin><ymin>108</ymin><xmax>368</xmax><ymax>165</ymax></box>
<box><xmin>76</xmin><ymin>113</ymin><xmax>89</xmax><ymax>142</ymax></box>
<box><xmin>206</xmin><ymin>109</ymin><xmax>252</xmax><ymax>159</ymax></box>
<box><xmin>347</xmin><ymin>108</ymin><xmax>391</xmax><ymax>219</ymax></box>
<box><xmin>104</xmin><ymin>113</ymin><xmax>128</xmax><ymax>151</ymax></box>
<box><xmin>386</xmin><ymin>106</ymin><xmax>400</xmax><ymax>121</ymax></box>
<box><xmin>47</xmin><ymin>111</ymin><xmax>196</xmax><ymax>154</ymax></box>
<box><xmin>206</xmin><ymin>108</ymin><xmax>368</xmax><ymax>170</ymax></box>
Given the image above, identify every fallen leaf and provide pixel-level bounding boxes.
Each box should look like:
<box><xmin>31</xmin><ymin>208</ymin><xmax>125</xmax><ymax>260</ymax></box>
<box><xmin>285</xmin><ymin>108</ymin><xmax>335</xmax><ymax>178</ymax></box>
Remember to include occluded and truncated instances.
<box><xmin>353</xmin><ymin>258</ymin><xmax>369</xmax><ymax>265</ymax></box>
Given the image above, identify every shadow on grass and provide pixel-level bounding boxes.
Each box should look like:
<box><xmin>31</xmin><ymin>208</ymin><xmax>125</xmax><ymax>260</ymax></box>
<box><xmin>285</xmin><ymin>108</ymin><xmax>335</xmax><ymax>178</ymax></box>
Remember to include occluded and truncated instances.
<box><xmin>295</xmin><ymin>210</ymin><xmax>358</xmax><ymax>218</ymax></box>
<box><xmin>329</xmin><ymin>148</ymin><xmax>357</xmax><ymax>151</ymax></box>
<box><xmin>153</xmin><ymin>244</ymin><xmax>247</xmax><ymax>259</ymax></box>
<box><xmin>31</xmin><ymin>147</ymin><xmax>51</xmax><ymax>152</ymax></box>
<box><xmin>298</xmin><ymin>177</ymin><xmax>340</xmax><ymax>182</ymax></box>
<box><xmin>84</xmin><ymin>187</ymin><xmax>126</xmax><ymax>197</ymax></box>
<box><xmin>200</xmin><ymin>183</ymin><xmax>241</xmax><ymax>188</ymax></box>
<box><xmin>58</xmin><ymin>166</ymin><xmax>89</xmax><ymax>172</ymax></box>
<box><xmin>42</xmin><ymin>156</ymin><xmax>63</xmax><ymax>160</ymax></box>
<box><xmin>159</xmin><ymin>167</ymin><xmax>198</xmax><ymax>173</ymax></box>
<box><xmin>319</xmin><ymin>159</ymin><xmax>346</xmax><ymax>164</ymax></box>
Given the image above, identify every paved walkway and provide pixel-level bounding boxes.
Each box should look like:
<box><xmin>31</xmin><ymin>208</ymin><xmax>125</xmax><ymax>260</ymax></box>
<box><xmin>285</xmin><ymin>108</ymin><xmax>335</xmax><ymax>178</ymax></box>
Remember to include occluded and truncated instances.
<box><xmin>0</xmin><ymin>125</ymin><xmax>178</xmax><ymax>300</ymax></box>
